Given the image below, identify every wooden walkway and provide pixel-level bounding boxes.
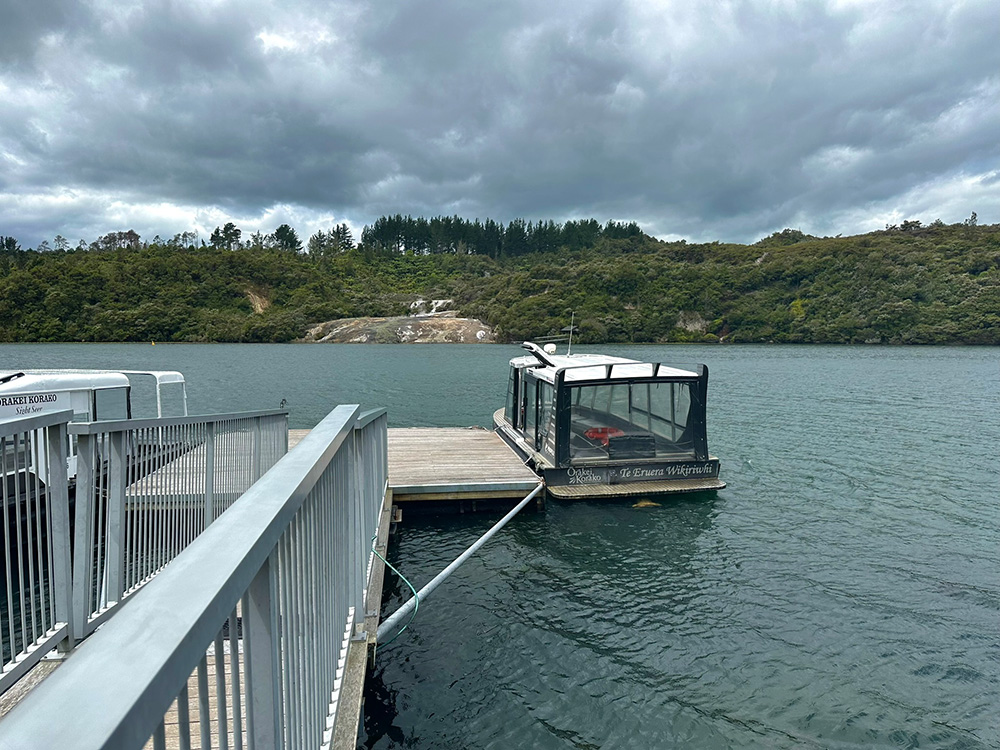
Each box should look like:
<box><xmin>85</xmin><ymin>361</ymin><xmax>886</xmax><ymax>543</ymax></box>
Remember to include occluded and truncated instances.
<box><xmin>126</xmin><ymin>442</ymin><xmax>253</xmax><ymax>506</ymax></box>
<box><xmin>387</xmin><ymin>427</ymin><xmax>539</xmax><ymax>502</ymax></box>
<box><xmin>291</xmin><ymin>427</ymin><xmax>540</xmax><ymax>503</ymax></box>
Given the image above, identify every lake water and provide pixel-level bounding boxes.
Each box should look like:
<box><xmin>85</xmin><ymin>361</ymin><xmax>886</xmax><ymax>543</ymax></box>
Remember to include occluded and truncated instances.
<box><xmin>2</xmin><ymin>343</ymin><xmax>998</xmax><ymax>748</ymax></box>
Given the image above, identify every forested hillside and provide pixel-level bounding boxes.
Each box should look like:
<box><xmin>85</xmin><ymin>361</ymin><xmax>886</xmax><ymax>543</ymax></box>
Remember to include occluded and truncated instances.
<box><xmin>1</xmin><ymin>217</ymin><xmax>998</xmax><ymax>344</ymax></box>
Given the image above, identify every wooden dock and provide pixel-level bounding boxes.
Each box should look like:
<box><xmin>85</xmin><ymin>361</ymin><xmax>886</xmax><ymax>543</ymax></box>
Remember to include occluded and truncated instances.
<box><xmin>387</xmin><ymin>427</ymin><xmax>540</xmax><ymax>502</ymax></box>
<box><xmin>292</xmin><ymin>427</ymin><xmax>540</xmax><ymax>504</ymax></box>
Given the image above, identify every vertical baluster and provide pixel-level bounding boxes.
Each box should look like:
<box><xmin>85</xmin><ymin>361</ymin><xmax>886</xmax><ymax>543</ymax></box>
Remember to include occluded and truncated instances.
<box><xmin>123</xmin><ymin>428</ymin><xmax>135</xmax><ymax>593</ymax></box>
<box><xmin>172</xmin><ymin>423</ymin><xmax>183</xmax><ymax>562</ymax></box>
<box><xmin>106</xmin><ymin>430</ymin><xmax>126</xmax><ymax>605</ymax></box>
<box><xmin>71</xmin><ymin>432</ymin><xmax>93</xmax><ymax>637</ymax></box>
<box><xmin>280</xmin><ymin>532</ymin><xmax>297</xmax><ymax>750</ymax></box>
<box><xmin>152</xmin><ymin>718</ymin><xmax>167</xmax><ymax>750</ymax></box>
<box><xmin>155</xmin><ymin>425</ymin><xmax>166</xmax><ymax>573</ymax></box>
<box><xmin>198</xmin><ymin>654</ymin><xmax>212</xmax><ymax>750</ymax></box>
<box><xmin>177</xmin><ymin>682</ymin><xmax>193</xmax><ymax>750</ymax></box>
<box><xmin>44</xmin><ymin>421</ymin><xmax>72</xmax><ymax>651</ymax></box>
<box><xmin>214</xmin><ymin>631</ymin><xmax>230</xmax><ymax>750</ymax></box>
<box><xmin>319</xmin><ymin>472</ymin><xmax>333</xmax><ymax>725</ymax></box>
<box><xmin>228</xmin><ymin>604</ymin><xmax>244</xmax><ymax>750</ymax></box>
<box><xmin>14</xmin><ymin>431</ymin><xmax>28</xmax><ymax>655</ymax></box>
<box><xmin>95</xmin><ymin>433</ymin><xmax>106</xmax><ymax>614</ymax></box>
<box><xmin>205</xmin><ymin>422</ymin><xmax>216</xmax><ymax>526</ymax></box>
<box><xmin>28</xmin><ymin>429</ymin><xmax>42</xmax><ymax>645</ymax></box>
<box><xmin>156</xmin><ymin>423</ymin><xmax>164</xmax><ymax>572</ymax></box>
<box><xmin>141</xmin><ymin>424</ymin><xmax>151</xmax><ymax>582</ymax></box>
<box><xmin>305</xmin><ymin>494</ymin><xmax>319</xmax><ymax>741</ymax></box>
<box><xmin>2</xmin><ymin>437</ymin><xmax>15</xmax><ymax>663</ymax></box>
<box><xmin>252</xmin><ymin>417</ymin><xmax>262</xmax><ymax>483</ymax></box>
<box><xmin>246</xmin><ymin>553</ymin><xmax>282</xmax><ymax>750</ymax></box>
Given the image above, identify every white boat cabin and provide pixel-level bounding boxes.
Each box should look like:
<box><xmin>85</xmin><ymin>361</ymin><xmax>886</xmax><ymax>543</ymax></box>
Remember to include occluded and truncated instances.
<box><xmin>0</xmin><ymin>369</ymin><xmax>189</xmax><ymax>482</ymax></box>
<box><xmin>0</xmin><ymin>370</ymin><xmax>188</xmax><ymax>422</ymax></box>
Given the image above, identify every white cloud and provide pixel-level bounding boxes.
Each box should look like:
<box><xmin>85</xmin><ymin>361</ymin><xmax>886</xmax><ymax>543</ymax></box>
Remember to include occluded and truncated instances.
<box><xmin>256</xmin><ymin>31</ymin><xmax>299</xmax><ymax>53</ymax></box>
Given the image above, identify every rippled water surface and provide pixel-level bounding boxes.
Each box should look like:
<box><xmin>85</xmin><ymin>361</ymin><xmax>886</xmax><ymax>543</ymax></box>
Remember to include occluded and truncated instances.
<box><xmin>2</xmin><ymin>343</ymin><xmax>998</xmax><ymax>748</ymax></box>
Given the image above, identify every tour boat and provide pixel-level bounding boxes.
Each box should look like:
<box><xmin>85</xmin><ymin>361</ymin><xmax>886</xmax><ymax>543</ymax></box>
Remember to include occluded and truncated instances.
<box><xmin>0</xmin><ymin>369</ymin><xmax>188</xmax><ymax>484</ymax></box>
<box><xmin>493</xmin><ymin>343</ymin><xmax>725</xmax><ymax>498</ymax></box>
<box><xmin>0</xmin><ymin>369</ymin><xmax>188</xmax><ymax>422</ymax></box>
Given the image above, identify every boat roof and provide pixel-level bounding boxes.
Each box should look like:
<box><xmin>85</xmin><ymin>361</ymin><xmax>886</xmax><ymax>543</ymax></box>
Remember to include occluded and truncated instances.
<box><xmin>0</xmin><ymin>369</ymin><xmax>185</xmax><ymax>393</ymax></box>
<box><xmin>510</xmin><ymin>349</ymin><xmax>699</xmax><ymax>384</ymax></box>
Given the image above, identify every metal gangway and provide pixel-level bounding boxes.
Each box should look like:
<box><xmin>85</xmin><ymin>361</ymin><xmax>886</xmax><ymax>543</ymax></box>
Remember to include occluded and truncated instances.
<box><xmin>1</xmin><ymin>404</ymin><xmax>388</xmax><ymax>749</ymax></box>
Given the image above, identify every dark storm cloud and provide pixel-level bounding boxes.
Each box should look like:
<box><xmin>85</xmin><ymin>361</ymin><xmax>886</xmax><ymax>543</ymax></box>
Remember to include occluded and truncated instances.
<box><xmin>1</xmin><ymin>0</ymin><xmax>998</xmax><ymax>247</ymax></box>
<box><xmin>0</xmin><ymin>0</ymin><xmax>92</xmax><ymax>67</ymax></box>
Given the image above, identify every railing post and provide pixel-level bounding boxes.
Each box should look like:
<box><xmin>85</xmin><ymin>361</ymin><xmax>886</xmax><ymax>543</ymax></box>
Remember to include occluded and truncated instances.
<box><xmin>205</xmin><ymin>422</ymin><xmax>216</xmax><ymax>525</ymax></box>
<box><xmin>252</xmin><ymin>417</ymin><xmax>262</xmax><ymax>480</ymax></box>
<box><xmin>247</xmin><ymin>553</ymin><xmax>283</xmax><ymax>750</ymax></box>
<box><xmin>106</xmin><ymin>430</ymin><xmax>128</xmax><ymax>605</ymax></box>
<box><xmin>350</xmin><ymin>428</ymin><xmax>365</xmax><ymax>638</ymax></box>
<box><xmin>44</xmin><ymin>421</ymin><xmax>74</xmax><ymax>652</ymax></box>
<box><xmin>72</xmin><ymin>433</ymin><xmax>96</xmax><ymax>640</ymax></box>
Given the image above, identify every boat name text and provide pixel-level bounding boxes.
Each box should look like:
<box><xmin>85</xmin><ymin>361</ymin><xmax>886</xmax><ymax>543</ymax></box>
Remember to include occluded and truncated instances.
<box><xmin>566</xmin><ymin>467</ymin><xmax>604</xmax><ymax>485</ymax></box>
<box><xmin>0</xmin><ymin>392</ymin><xmax>59</xmax><ymax>416</ymax></box>
<box><xmin>560</xmin><ymin>462</ymin><xmax>717</xmax><ymax>485</ymax></box>
<box><xmin>616</xmin><ymin>464</ymin><xmax>716</xmax><ymax>479</ymax></box>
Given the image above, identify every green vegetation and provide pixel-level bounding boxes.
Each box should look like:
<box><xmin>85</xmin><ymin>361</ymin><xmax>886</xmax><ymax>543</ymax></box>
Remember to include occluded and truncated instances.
<box><xmin>1</xmin><ymin>217</ymin><xmax>999</xmax><ymax>344</ymax></box>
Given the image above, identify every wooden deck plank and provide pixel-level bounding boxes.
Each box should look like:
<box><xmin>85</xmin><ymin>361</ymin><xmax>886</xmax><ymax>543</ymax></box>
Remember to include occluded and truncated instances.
<box><xmin>386</xmin><ymin>428</ymin><xmax>539</xmax><ymax>500</ymax></box>
<box><xmin>144</xmin><ymin>649</ymin><xmax>247</xmax><ymax>750</ymax></box>
<box><xmin>290</xmin><ymin>427</ymin><xmax>540</xmax><ymax>502</ymax></box>
<box><xmin>126</xmin><ymin>442</ymin><xmax>257</xmax><ymax>500</ymax></box>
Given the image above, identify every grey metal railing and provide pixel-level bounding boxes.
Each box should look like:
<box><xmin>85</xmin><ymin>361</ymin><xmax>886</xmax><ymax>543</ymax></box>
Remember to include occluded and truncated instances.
<box><xmin>1</xmin><ymin>411</ymin><xmax>73</xmax><ymax>696</ymax></box>
<box><xmin>0</xmin><ymin>405</ymin><xmax>389</xmax><ymax>750</ymax></box>
<box><xmin>69</xmin><ymin>410</ymin><xmax>288</xmax><ymax>639</ymax></box>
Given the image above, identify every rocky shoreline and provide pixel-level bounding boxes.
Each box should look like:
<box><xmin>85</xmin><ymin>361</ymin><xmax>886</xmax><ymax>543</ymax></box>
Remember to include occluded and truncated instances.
<box><xmin>300</xmin><ymin>312</ymin><xmax>496</xmax><ymax>344</ymax></box>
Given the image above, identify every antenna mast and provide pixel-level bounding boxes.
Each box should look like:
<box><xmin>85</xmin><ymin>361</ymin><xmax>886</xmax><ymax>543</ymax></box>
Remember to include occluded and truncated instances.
<box><xmin>567</xmin><ymin>312</ymin><xmax>575</xmax><ymax>355</ymax></box>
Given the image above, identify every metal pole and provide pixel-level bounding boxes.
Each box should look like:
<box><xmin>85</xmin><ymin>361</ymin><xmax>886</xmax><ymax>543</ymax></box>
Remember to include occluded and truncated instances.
<box><xmin>45</xmin><ymin>421</ymin><xmax>74</xmax><ymax>651</ymax></box>
<box><xmin>205</xmin><ymin>422</ymin><xmax>216</xmax><ymax>525</ymax></box>
<box><xmin>376</xmin><ymin>483</ymin><xmax>543</xmax><ymax>642</ymax></box>
<box><xmin>72</xmin><ymin>432</ymin><xmax>95</xmax><ymax>640</ymax></box>
<box><xmin>106</xmin><ymin>430</ymin><xmax>127</xmax><ymax>605</ymax></box>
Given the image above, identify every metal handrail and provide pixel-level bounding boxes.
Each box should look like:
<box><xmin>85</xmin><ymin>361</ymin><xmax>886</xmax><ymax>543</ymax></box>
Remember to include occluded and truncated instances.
<box><xmin>67</xmin><ymin>408</ymin><xmax>287</xmax><ymax>434</ymax></box>
<box><xmin>1</xmin><ymin>404</ymin><xmax>388</xmax><ymax>749</ymax></box>
<box><xmin>70</xmin><ymin>409</ymin><xmax>289</xmax><ymax>639</ymax></box>
<box><xmin>355</xmin><ymin>407</ymin><xmax>388</xmax><ymax>430</ymax></box>
<box><xmin>0</xmin><ymin>409</ymin><xmax>74</xmax><ymax>436</ymax></box>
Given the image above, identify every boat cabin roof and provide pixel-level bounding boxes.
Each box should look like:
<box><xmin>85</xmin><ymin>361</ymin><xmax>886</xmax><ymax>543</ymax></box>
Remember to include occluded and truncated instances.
<box><xmin>0</xmin><ymin>370</ymin><xmax>132</xmax><ymax>392</ymax></box>
<box><xmin>509</xmin><ymin>349</ymin><xmax>698</xmax><ymax>385</ymax></box>
<box><xmin>9</xmin><ymin>369</ymin><xmax>184</xmax><ymax>384</ymax></box>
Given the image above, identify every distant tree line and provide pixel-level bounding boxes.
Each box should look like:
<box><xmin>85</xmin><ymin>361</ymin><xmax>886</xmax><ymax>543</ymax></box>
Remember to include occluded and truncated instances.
<box><xmin>359</xmin><ymin>215</ymin><xmax>642</xmax><ymax>257</ymax></box>
<box><xmin>1</xmin><ymin>213</ymin><xmax>998</xmax><ymax>346</ymax></box>
<box><xmin>1</xmin><ymin>216</ymin><xmax>643</xmax><ymax>259</ymax></box>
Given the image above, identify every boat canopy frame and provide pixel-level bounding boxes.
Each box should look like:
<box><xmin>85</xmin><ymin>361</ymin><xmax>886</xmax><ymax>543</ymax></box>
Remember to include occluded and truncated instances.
<box><xmin>505</xmin><ymin>359</ymin><xmax>711</xmax><ymax>469</ymax></box>
<box><xmin>0</xmin><ymin>369</ymin><xmax>189</xmax><ymax>421</ymax></box>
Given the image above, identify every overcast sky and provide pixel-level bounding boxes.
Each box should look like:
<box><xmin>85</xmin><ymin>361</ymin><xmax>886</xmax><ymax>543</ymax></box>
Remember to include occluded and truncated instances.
<box><xmin>1</xmin><ymin>0</ymin><xmax>998</xmax><ymax>248</ymax></box>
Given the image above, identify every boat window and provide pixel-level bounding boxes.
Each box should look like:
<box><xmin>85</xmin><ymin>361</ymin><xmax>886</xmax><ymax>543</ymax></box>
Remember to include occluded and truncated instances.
<box><xmin>157</xmin><ymin>382</ymin><xmax>185</xmax><ymax>418</ymax></box>
<box><xmin>609</xmin><ymin>384</ymin><xmax>629</xmax><ymax>420</ymax></box>
<box><xmin>537</xmin><ymin>381</ymin><xmax>554</xmax><ymax>454</ymax></box>
<box><xmin>632</xmin><ymin>384</ymin><xmax>652</xmax><ymax>430</ymax></box>
<box><xmin>568</xmin><ymin>381</ymin><xmax>697</xmax><ymax>461</ymax></box>
<box><xmin>95</xmin><ymin>387</ymin><xmax>129</xmax><ymax>421</ymax></box>
<box><xmin>504</xmin><ymin>367</ymin><xmax>519</xmax><ymax>426</ymax></box>
<box><xmin>524</xmin><ymin>378</ymin><xmax>537</xmax><ymax>441</ymax></box>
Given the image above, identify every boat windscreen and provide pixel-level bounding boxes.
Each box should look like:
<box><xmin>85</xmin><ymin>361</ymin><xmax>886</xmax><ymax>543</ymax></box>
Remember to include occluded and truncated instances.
<box><xmin>569</xmin><ymin>381</ymin><xmax>698</xmax><ymax>461</ymax></box>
